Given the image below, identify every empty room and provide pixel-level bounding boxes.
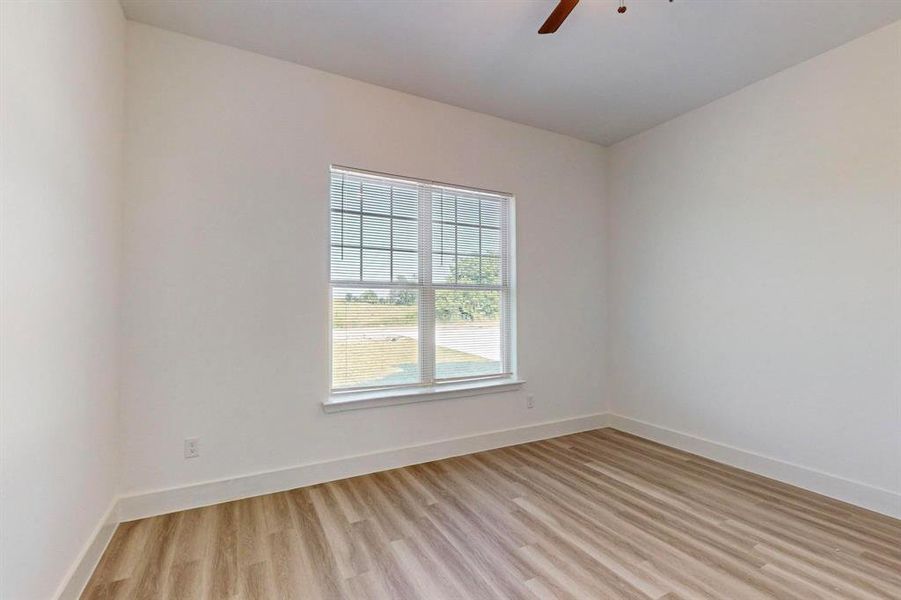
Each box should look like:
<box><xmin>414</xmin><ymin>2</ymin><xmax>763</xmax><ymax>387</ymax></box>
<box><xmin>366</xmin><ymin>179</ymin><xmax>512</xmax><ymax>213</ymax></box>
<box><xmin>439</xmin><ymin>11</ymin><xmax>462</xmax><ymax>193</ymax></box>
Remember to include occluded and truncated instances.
<box><xmin>2</xmin><ymin>0</ymin><xmax>900</xmax><ymax>598</ymax></box>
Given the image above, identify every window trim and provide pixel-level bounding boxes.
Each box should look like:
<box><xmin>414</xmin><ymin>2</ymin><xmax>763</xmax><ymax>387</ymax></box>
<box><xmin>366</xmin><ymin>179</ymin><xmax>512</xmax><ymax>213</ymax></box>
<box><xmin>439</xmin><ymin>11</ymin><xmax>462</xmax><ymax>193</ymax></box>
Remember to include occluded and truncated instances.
<box><xmin>324</xmin><ymin>377</ymin><xmax>525</xmax><ymax>413</ymax></box>
<box><xmin>326</xmin><ymin>165</ymin><xmax>518</xmax><ymax>408</ymax></box>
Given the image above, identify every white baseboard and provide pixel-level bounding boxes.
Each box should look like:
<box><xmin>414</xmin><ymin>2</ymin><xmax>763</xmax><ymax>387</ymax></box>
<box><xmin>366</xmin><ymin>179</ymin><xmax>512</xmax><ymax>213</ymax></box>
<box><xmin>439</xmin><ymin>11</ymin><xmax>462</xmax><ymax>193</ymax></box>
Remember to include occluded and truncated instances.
<box><xmin>607</xmin><ymin>414</ymin><xmax>901</xmax><ymax>519</ymax></box>
<box><xmin>53</xmin><ymin>498</ymin><xmax>119</xmax><ymax>600</ymax></box>
<box><xmin>118</xmin><ymin>413</ymin><xmax>611</xmax><ymax>522</ymax></box>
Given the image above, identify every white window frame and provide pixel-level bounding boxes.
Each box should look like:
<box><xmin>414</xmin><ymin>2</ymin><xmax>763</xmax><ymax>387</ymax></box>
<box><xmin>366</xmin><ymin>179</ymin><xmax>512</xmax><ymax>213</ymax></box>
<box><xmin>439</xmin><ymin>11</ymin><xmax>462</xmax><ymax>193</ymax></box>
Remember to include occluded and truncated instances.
<box><xmin>325</xmin><ymin>165</ymin><xmax>522</xmax><ymax>412</ymax></box>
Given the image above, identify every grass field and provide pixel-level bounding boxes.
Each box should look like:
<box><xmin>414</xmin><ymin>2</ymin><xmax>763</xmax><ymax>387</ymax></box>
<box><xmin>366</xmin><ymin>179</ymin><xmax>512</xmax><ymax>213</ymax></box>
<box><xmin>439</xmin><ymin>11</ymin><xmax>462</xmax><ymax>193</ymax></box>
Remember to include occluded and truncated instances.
<box><xmin>332</xmin><ymin>337</ymin><xmax>487</xmax><ymax>389</ymax></box>
<box><xmin>332</xmin><ymin>299</ymin><xmax>498</xmax><ymax>328</ymax></box>
<box><xmin>332</xmin><ymin>300</ymin><xmax>417</xmax><ymax>328</ymax></box>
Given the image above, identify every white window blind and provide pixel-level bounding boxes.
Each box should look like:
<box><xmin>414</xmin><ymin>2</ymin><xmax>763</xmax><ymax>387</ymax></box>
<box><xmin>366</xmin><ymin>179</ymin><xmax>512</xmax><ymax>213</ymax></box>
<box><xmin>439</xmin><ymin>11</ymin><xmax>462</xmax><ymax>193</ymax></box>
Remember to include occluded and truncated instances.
<box><xmin>330</xmin><ymin>166</ymin><xmax>514</xmax><ymax>393</ymax></box>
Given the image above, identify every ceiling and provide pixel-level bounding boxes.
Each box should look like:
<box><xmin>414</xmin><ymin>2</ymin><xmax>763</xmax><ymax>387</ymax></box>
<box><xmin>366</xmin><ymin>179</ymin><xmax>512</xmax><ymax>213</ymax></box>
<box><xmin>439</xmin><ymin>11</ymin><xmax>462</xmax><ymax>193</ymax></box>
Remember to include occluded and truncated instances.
<box><xmin>121</xmin><ymin>0</ymin><xmax>901</xmax><ymax>146</ymax></box>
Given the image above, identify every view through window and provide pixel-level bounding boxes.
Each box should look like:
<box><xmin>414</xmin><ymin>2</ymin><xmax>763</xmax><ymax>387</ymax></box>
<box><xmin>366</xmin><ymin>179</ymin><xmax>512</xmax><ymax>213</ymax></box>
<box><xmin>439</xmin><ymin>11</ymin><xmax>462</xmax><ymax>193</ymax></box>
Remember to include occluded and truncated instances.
<box><xmin>330</xmin><ymin>166</ymin><xmax>514</xmax><ymax>393</ymax></box>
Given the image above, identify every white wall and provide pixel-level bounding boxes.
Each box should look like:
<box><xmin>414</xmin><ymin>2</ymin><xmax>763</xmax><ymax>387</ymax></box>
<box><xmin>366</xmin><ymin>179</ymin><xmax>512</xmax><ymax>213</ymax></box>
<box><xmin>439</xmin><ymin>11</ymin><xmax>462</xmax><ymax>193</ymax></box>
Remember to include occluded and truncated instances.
<box><xmin>607</xmin><ymin>22</ymin><xmax>901</xmax><ymax>498</ymax></box>
<box><xmin>120</xmin><ymin>24</ymin><xmax>607</xmax><ymax>496</ymax></box>
<box><xmin>6</xmin><ymin>13</ymin><xmax>893</xmax><ymax>595</ymax></box>
<box><xmin>0</xmin><ymin>2</ymin><xmax>125</xmax><ymax>599</ymax></box>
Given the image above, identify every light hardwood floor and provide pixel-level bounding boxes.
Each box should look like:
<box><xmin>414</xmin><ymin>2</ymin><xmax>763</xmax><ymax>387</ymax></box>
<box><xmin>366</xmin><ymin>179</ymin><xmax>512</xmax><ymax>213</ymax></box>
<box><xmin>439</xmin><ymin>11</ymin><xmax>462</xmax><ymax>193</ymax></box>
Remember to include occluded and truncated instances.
<box><xmin>82</xmin><ymin>428</ymin><xmax>901</xmax><ymax>599</ymax></box>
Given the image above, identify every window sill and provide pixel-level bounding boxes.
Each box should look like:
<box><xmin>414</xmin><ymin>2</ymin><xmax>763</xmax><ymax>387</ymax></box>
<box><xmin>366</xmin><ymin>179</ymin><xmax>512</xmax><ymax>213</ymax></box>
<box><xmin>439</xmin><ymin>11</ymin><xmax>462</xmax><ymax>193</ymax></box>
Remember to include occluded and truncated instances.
<box><xmin>323</xmin><ymin>378</ymin><xmax>525</xmax><ymax>413</ymax></box>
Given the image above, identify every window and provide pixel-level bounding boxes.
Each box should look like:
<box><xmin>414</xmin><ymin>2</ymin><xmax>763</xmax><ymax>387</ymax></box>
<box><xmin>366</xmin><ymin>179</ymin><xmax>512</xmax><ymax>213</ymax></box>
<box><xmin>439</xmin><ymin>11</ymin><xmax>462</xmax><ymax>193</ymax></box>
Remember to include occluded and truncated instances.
<box><xmin>329</xmin><ymin>166</ymin><xmax>515</xmax><ymax>400</ymax></box>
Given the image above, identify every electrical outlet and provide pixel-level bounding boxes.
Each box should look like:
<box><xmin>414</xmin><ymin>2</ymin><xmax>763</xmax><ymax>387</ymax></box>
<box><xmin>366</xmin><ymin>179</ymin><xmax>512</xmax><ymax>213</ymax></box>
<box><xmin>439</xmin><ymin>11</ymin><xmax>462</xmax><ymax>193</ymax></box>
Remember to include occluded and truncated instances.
<box><xmin>184</xmin><ymin>437</ymin><xmax>200</xmax><ymax>459</ymax></box>
<box><xmin>526</xmin><ymin>394</ymin><xmax>535</xmax><ymax>409</ymax></box>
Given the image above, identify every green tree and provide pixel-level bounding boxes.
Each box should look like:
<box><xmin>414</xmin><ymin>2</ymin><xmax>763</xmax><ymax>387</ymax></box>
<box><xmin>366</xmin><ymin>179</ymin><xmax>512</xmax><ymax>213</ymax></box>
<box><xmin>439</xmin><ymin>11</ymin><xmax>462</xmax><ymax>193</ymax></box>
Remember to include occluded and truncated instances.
<box><xmin>389</xmin><ymin>288</ymin><xmax>417</xmax><ymax>306</ymax></box>
<box><xmin>435</xmin><ymin>257</ymin><xmax>500</xmax><ymax>321</ymax></box>
<box><xmin>360</xmin><ymin>290</ymin><xmax>379</xmax><ymax>304</ymax></box>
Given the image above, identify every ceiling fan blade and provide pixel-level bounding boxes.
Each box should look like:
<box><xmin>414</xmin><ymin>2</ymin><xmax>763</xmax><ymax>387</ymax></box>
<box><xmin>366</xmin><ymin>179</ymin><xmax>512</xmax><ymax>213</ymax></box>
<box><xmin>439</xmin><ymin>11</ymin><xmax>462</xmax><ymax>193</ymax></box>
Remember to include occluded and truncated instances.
<box><xmin>538</xmin><ymin>0</ymin><xmax>580</xmax><ymax>34</ymax></box>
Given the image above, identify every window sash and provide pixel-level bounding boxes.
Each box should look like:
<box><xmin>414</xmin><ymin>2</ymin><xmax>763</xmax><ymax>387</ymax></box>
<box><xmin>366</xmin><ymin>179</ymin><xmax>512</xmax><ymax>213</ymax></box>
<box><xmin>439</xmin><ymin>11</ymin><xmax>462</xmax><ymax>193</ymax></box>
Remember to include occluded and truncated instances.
<box><xmin>332</xmin><ymin>281</ymin><xmax>505</xmax><ymax>291</ymax></box>
<box><xmin>330</xmin><ymin>167</ymin><xmax>513</xmax><ymax>393</ymax></box>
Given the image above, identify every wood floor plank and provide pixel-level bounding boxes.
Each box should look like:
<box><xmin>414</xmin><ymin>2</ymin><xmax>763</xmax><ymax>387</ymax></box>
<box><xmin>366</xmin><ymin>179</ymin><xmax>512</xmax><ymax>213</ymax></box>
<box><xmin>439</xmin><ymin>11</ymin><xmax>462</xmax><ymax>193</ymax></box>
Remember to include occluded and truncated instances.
<box><xmin>83</xmin><ymin>519</ymin><xmax>148</xmax><ymax>589</ymax></box>
<box><xmin>129</xmin><ymin>512</ymin><xmax>182</xmax><ymax>600</ymax></box>
<box><xmin>82</xmin><ymin>428</ymin><xmax>901</xmax><ymax>599</ymax></box>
